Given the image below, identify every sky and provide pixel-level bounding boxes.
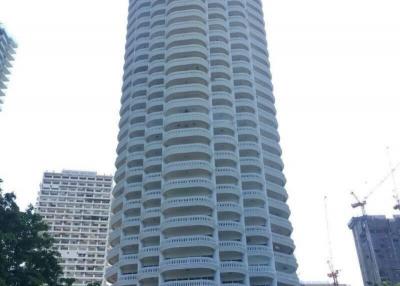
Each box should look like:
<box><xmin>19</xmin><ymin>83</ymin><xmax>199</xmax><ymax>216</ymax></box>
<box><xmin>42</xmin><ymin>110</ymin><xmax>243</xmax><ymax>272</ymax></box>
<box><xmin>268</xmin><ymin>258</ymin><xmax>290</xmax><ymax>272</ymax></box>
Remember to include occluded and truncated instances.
<box><xmin>1</xmin><ymin>1</ymin><xmax>400</xmax><ymax>285</ymax></box>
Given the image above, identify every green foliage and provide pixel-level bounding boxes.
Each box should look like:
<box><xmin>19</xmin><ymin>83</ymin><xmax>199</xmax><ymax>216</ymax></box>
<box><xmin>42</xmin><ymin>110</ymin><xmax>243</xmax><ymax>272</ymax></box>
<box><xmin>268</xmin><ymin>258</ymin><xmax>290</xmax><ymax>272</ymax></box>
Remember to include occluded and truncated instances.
<box><xmin>86</xmin><ymin>282</ymin><xmax>101</xmax><ymax>286</ymax></box>
<box><xmin>59</xmin><ymin>278</ymin><xmax>76</xmax><ymax>286</ymax></box>
<box><xmin>0</xmin><ymin>180</ymin><xmax>63</xmax><ymax>286</ymax></box>
<box><xmin>381</xmin><ymin>282</ymin><xmax>400</xmax><ymax>286</ymax></box>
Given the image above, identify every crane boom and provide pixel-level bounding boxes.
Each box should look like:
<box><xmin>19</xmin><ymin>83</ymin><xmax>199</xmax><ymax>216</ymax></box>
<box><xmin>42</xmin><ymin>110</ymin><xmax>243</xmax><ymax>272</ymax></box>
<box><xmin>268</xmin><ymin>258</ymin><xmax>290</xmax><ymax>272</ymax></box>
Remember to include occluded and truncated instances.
<box><xmin>386</xmin><ymin>147</ymin><xmax>400</xmax><ymax>211</ymax></box>
<box><xmin>350</xmin><ymin>161</ymin><xmax>400</xmax><ymax>215</ymax></box>
<box><xmin>324</xmin><ymin>195</ymin><xmax>340</xmax><ymax>286</ymax></box>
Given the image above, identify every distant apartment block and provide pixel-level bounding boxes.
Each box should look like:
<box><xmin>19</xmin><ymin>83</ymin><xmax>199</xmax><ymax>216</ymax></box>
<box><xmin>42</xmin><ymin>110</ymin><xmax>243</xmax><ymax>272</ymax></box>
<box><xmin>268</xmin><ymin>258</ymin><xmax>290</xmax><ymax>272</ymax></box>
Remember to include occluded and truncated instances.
<box><xmin>349</xmin><ymin>215</ymin><xmax>400</xmax><ymax>285</ymax></box>
<box><xmin>36</xmin><ymin>170</ymin><xmax>113</xmax><ymax>286</ymax></box>
<box><xmin>0</xmin><ymin>24</ymin><xmax>17</xmax><ymax>111</ymax></box>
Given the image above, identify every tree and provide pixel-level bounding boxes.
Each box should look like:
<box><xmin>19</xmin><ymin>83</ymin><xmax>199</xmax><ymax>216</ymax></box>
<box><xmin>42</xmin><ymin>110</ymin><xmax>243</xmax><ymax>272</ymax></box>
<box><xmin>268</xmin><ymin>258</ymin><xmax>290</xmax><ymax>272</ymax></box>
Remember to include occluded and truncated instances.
<box><xmin>0</xmin><ymin>179</ymin><xmax>63</xmax><ymax>286</ymax></box>
<box><xmin>86</xmin><ymin>282</ymin><xmax>101</xmax><ymax>286</ymax></box>
<box><xmin>59</xmin><ymin>278</ymin><xmax>76</xmax><ymax>286</ymax></box>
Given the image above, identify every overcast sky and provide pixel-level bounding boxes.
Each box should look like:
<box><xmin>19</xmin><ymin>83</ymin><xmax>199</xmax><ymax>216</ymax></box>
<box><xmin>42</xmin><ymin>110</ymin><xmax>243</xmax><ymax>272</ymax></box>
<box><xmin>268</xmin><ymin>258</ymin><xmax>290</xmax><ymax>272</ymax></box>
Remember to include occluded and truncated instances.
<box><xmin>1</xmin><ymin>1</ymin><xmax>400</xmax><ymax>285</ymax></box>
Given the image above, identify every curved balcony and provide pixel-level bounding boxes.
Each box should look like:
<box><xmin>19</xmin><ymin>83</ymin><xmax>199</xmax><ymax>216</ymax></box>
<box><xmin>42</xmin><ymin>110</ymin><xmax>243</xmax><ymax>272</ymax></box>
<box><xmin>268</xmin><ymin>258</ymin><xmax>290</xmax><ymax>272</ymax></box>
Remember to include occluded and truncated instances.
<box><xmin>264</xmin><ymin>166</ymin><xmax>286</xmax><ymax>186</ymax></box>
<box><xmin>244</xmin><ymin>207</ymin><xmax>268</xmax><ymax>219</ymax></box>
<box><xmin>238</xmin><ymin>142</ymin><xmax>260</xmax><ymax>155</ymax></box>
<box><xmin>166</xmin><ymin>57</ymin><xmax>209</xmax><ymax>75</ymax></box>
<box><xmin>143</xmin><ymin>156</ymin><xmax>162</xmax><ymax>171</ymax></box>
<box><xmin>161</xmin><ymin>215</ymin><xmax>216</xmax><ymax>232</ymax></box>
<box><xmin>145</xmin><ymin>126</ymin><xmax>163</xmax><ymax>138</ymax></box>
<box><xmin>274</xmin><ymin>253</ymin><xmax>298</xmax><ymax>272</ymax></box>
<box><xmin>243</xmin><ymin>190</ymin><xmax>266</xmax><ymax>203</ymax></box>
<box><xmin>106</xmin><ymin>246</ymin><xmax>119</xmax><ymax>263</ymax></box>
<box><xmin>126</xmin><ymin>167</ymin><xmax>143</xmax><ymax>179</ymax></box>
<box><xmin>165</xmin><ymin>112</ymin><xmax>210</xmax><ymax>129</ymax></box>
<box><xmin>108</xmin><ymin>228</ymin><xmax>121</xmax><ymax>245</ymax></box>
<box><xmin>121</xmin><ymin>234</ymin><xmax>139</xmax><ymax>247</ymax></box>
<box><xmin>142</xmin><ymin>190</ymin><xmax>161</xmax><ymax>203</ymax></box>
<box><xmin>164</xmin><ymin>160</ymin><xmax>212</xmax><ymax>177</ymax></box>
<box><xmin>214</xmin><ymin>151</ymin><xmax>238</xmax><ymax>162</ymax></box>
<box><xmin>143</xmin><ymin>172</ymin><xmax>161</xmax><ymax>186</ymax></box>
<box><xmin>241</xmin><ymin>173</ymin><xmax>264</xmax><ymax>187</ymax></box>
<box><xmin>119</xmin><ymin>274</ymin><xmax>138</xmax><ymax>286</ymax></box>
<box><xmin>161</xmin><ymin>235</ymin><xmax>217</xmax><ymax>252</ymax></box>
<box><xmin>163</xmin><ymin>178</ymin><xmax>213</xmax><ymax>194</ymax></box>
<box><xmin>140</xmin><ymin>226</ymin><xmax>160</xmax><ymax>240</ymax></box>
<box><xmin>144</xmin><ymin>141</ymin><xmax>162</xmax><ymax>155</ymax></box>
<box><xmin>165</xmin><ymin>83</ymin><xmax>209</xmax><ymax>102</ymax></box>
<box><xmin>272</xmin><ymin>233</ymin><xmax>295</xmax><ymax>252</ymax></box>
<box><xmin>248</xmin><ymin>264</ymin><xmax>275</xmax><ymax>278</ymax></box>
<box><xmin>247</xmin><ymin>245</ymin><xmax>273</xmax><ymax>257</ymax></box>
<box><xmin>162</xmin><ymin>196</ymin><xmax>215</xmax><ymax>213</ymax></box>
<box><xmin>147</xmin><ymin>97</ymin><xmax>164</xmax><ymax>111</ymax></box>
<box><xmin>218</xmin><ymin>221</ymin><xmax>244</xmax><ymax>234</ymax></box>
<box><xmin>165</xmin><ymin>98</ymin><xmax>209</xmax><ymax>113</ymax></box>
<box><xmin>220</xmin><ymin>261</ymin><xmax>247</xmax><ymax>274</ymax></box>
<box><xmin>139</xmin><ymin>246</ymin><xmax>160</xmax><ymax>259</ymax></box>
<box><xmin>127</xmin><ymin>151</ymin><xmax>145</xmax><ymax>163</ymax></box>
<box><xmin>160</xmin><ymin>257</ymin><xmax>218</xmax><ymax>273</ymax></box>
<box><xmin>125</xmin><ymin>182</ymin><xmax>142</xmax><ymax>197</ymax></box>
<box><xmin>124</xmin><ymin>199</ymin><xmax>141</xmax><ymax>212</ymax></box>
<box><xmin>161</xmin><ymin>280</ymin><xmax>217</xmax><ymax>286</ymax></box>
<box><xmin>104</xmin><ymin>264</ymin><xmax>118</xmax><ymax>284</ymax></box>
<box><xmin>110</xmin><ymin>211</ymin><xmax>122</xmax><ymax>228</ymax></box>
<box><xmin>164</xmin><ymin>128</ymin><xmax>212</xmax><ymax>146</ymax></box>
<box><xmin>270</xmin><ymin>215</ymin><xmax>293</xmax><ymax>236</ymax></box>
<box><xmin>263</xmin><ymin>151</ymin><xmax>284</xmax><ymax>171</ymax></box>
<box><xmin>215</xmin><ymin>167</ymin><xmax>239</xmax><ymax>179</ymax></box>
<box><xmin>268</xmin><ymin>198</ymin><xmax>290</xmax><ymax>219</ymax></box>
<box><xmin>111</xmin><ymin>195</ymin><xmax>124</xmax><ymax>212</ymax></box>
<box><xmin>219</xmin><ymin>241</ymin><xmax>246</xmax><ymax>254</ymax></box>
<box><xmin>217</xmin><ymin>202</ymin><xmax>242</xmax><ymax>215</ymax></box>
<box><xmin>141</xmin><ymin>207</ymin><xmax>161</xmax><ymax>220</ymax></box>
<box><xmin>266</xmin><ymin>182</ymin><xmax>288</xmax><ymax>201</ymax></box>
<box><xmin>216</xmin><ymin>184</ymin><xmax>240</xmax><ymax>198</ymax></box>
<box><xmin>245</xmin><ymin>226</ymin><xmax>269</xmax><ymax>237</ymax></box>
<box><xmin>123</xmin><ymin>217</ymin><xmax>141</xmax><ymax>228</ymax></box>
<box><xmin>164</xmin><ymin>143</ymin><xmax>211</xmax><ymax>160</ymax></box>
<box><xmin>138</xmin><ymin>266</ymin><xmax>159</xmax><ymax>281</ymax></box>
<box><xmin>120</xmin><ymin>253</ymin><xmax>139</xmax><ymax>267</ymax></box>
<box><xmin>146</xmin><ymin>111</ymin><xmax>163</xmax><ymax>124</ymax></box>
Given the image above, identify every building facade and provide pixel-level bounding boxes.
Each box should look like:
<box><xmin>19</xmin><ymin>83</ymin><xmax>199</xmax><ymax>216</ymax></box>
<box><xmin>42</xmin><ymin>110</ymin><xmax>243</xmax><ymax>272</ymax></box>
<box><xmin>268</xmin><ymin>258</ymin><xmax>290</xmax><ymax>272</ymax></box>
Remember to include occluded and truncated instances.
<box><xmin>105</xmin><ymin>1</ymin><xmax>299</xmax><ymax>286</ymax></box>
<box><xmin>36</xmin><ymin>170</ymin><xmax>113</xmax><ymax>286</ymax></box>
<box><xmin>349</xmin><ymin>216</ymin><xmax>400</xmax><ymax>285</ymax></box>
<box><xmin>300</xmin><ymin>283</ymin><xmax>350</xmax><ymax>286</ymax></box>
<box><xmin>0</xmin><ymin>24</ymin><xmax>17</xmax><ymax>111</ymax></box>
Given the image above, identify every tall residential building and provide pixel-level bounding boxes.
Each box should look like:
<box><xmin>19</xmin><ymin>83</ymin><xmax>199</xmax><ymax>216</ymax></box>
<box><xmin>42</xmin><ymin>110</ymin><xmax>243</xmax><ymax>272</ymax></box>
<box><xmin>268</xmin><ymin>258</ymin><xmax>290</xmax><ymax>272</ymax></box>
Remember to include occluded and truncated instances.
<box><xmin>300</xmin><ymin>282</ymin><xmax>350</xmax><ymax>286</ymax></box>
<box><xmin>36</xmin><ymin>170</ymin><xmax>113</xmax><ymax>286</ymax></box>
<box><xmin>0</xmin><ymin>24</ymin><xmax>17</xmax><ymax>111</ymax></box>
<box><xmin>349</xmin><ymin>216</ymin><xmax>400</xmax><ymax>285</ymax></box>
<box><xmin>105</xmin><ymin>1</ymin><xmax>299</xmax><ymax>286</ymax></box>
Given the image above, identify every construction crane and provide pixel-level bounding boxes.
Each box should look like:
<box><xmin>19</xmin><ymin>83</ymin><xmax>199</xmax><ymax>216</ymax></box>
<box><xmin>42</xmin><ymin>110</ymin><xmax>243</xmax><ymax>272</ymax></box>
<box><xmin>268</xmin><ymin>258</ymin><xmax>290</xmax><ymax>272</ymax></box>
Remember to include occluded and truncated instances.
<box><xmin>350</xmin><ymin>161</ymin><xmax>400</xmax><ymax>215</ymax></box>
<box><xmin>324</xmin><ymin>195</ymin><xmax>340</xmax><ymax>286</ymax></box>
<box><xmin>386</xmin><ymin>147</ymin><xmax>400</xmax><ymax>211</ymax></box>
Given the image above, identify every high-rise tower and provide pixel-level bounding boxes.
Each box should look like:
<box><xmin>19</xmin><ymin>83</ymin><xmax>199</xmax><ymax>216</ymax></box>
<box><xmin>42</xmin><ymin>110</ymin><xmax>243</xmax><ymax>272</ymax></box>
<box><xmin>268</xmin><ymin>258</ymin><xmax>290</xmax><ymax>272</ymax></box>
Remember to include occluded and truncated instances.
<box><xmin>0</xmin><ymin>24</ymin><xmax>17</xmax><ymax>111</ymax></box>
<box><xmin>349</xmin><ymin>216</ymin><xmax>400</xmax><ymax>285</ymax></box>
<box><xmin>36</xmin><ymin>170</ymin><xmax>113</xmax><ymax>286</ymax></box>
<box><xmin>105</xmin><ymin>1</ymin><xmax>299</xmax><ymax>286</ymax></box>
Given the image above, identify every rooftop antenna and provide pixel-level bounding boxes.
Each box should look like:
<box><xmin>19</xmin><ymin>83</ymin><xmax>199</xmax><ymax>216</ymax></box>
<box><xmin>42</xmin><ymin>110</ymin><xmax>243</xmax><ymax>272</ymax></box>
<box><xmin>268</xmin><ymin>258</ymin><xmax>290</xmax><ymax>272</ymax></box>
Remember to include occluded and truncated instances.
<box><xmin>324</xmin><ymin>195</ymin><xmax>340</xmax><ymax>286</ymax></box>
<box><xmin>386</xmin><ymin>146</ymin><xmax>400</xmax><ymax>211</ymax></box>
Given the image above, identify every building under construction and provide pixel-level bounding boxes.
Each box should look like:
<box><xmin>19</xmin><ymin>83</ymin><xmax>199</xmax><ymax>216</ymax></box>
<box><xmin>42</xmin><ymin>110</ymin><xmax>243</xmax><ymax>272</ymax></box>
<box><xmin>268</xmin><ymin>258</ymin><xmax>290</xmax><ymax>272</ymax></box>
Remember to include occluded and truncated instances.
<box><xmin>348</xmin><ymin>215</ymin><xmax>400</xmax><ymax>285</ymax></box>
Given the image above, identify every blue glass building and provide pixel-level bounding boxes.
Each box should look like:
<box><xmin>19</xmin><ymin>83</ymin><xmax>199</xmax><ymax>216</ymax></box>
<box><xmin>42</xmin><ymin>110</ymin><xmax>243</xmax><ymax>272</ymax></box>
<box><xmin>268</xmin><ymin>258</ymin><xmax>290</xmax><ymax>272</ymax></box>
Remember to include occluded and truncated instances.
<box><xmin>349</xmin><ymin>215</ymin><xmax>400</xmax><ymax>285</ymax></box>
